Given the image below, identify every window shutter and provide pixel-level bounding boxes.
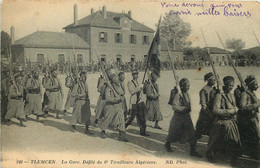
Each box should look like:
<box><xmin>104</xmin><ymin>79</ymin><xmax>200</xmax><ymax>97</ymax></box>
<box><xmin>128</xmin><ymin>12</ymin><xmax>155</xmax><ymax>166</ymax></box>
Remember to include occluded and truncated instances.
<box><xmin>99</xmin><ymin>32</ymin><xmax>101</xmax><ymax>42</ymax></box>
<box><xmin>105</xmin><ymin>32</ymin><xmax>108</xmax><ymax>42</ymax></box>
<box><xmin>120</xmin><ymin>34</ymin><xmax>122</xmax><ymax>43</ymax></box>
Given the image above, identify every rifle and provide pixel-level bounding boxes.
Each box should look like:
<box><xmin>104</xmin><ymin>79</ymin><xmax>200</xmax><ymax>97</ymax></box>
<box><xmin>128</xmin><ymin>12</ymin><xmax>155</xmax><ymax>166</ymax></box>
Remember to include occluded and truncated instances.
<box><xmin>94</xmin><ymin>47</ymin><xmax>118</xmax><ymax>95</ymax></box>
<box><xmin>68</xmin><ymin>56</ymin><xmax>71</xmax><ymax>76</ymax></box>
<box><xmin>215</xmin><ymin>31</ymin><xmax>246</xmax><ymax>90</ymax></box>
<box><xmin>201</xmin><ymin>28</ymin><xmax>222</xmax><ymax>90</ymax></box>
<box><xmin>166</xmin><ymin>42</ymin><xmax>180</xmax><ymax>91</ymax></box>
<box><xmin>71</xmin><ymin>34</ymin><xmax>79</xmax><ymax>78</ymax></box>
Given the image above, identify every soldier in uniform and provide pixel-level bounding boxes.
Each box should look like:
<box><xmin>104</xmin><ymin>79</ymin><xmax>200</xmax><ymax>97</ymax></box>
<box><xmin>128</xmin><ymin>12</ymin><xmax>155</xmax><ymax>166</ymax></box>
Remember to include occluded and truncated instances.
<box><xmin>1</xmin><ymin>70</ymin><xmax>11</xmax><ymax>123</ymax></box>
<box><xmin>125</xmin><ymin>69</ymin><xmax>149</xmax><ymax>136</ymax></box>
<box><xmin>94</xmin><ymin>74</ymin><xmax>107</xmax><ymax>126</ymax></box>
<box><xmin>24</xmin><ymin>70</ymin><xmax>43</xmax><ymax>121</ymax></box>
<box><xmin>5</xmin><ymin>74</ymin><xmax>26</xmax><ymax>127</ymax></box>
<box><xmin>195</xmin><ymin>72</ymin><xmax>216</xmax><ymax>139</ymax></box>
<box><xmin>44</xmin><ymin>70</ymin><xmax>64</xmax><ymax>119</ymax></box>
<box><xmin>42</xmin><ymin>69</ymin><xmax>50</xmax><ymax>115</ymax></box>
<box><xmin>165</xmin><ymin>78</ymin><xmax>202</xmax><ymax>157</ymax></box>
<box><xmin>64</xmin><ymin>69</ymin><xmax>77</xmax><ymax>113</ymax></box>
<box><xmin>237</xmin><ymin>75</ymin><xmax>260</xmax><ymax>160</ymax></box>
<box><xmin>207</xmin><ymin>76</ymin><xmax>240</xmax><ymax>163</ymax></box>
<box><xmin>118</xmin><ymin>71</ymin><xmax>128</xmax><ymax>119</ymax></box>
<box><xmin>99</xmin><ymin>70</ymin><xmax>128</xmax><ymax>142</ymax></box>
<box><xmin>145</xmin><ymin>72</ymin><xmax>163</xmax><ymax>129</ymax></box>
<box><xmin>70</xmin><ymin>71</ymin><xmax>93</xmax><ymax>135</ymax></box>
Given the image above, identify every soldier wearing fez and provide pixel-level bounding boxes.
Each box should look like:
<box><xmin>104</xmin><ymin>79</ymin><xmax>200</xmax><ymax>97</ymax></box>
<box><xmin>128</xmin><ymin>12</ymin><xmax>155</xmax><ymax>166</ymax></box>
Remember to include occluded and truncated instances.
<box><xmin>145</xmin><ymin>72</ymin><xmax>163</xmax><ymax>129</ymax></box>
<box><xmin>165</xmin><ymin>78</ymin><xmax>202</xmax><ymax>158</ymax></box>
<box><xmin>237</xmin><ymin>75</ymin><xmax>260</xmax><ymax>160</ymax></box>
<box><xmin>125</xmin><ymin>69</ymin><xmax>149</xmax><ymax>136</ymax></box>
<box><xmin>195</xmin><ymin>72</ymin><xmax>216</xmax><ymax>139</ymax></box>
<box><xmin>207</xmin><ymin>76</ymin><xmax>240</xmax><ymax>163</ymax></box>
<box><xmin>64</xmin><ymin>69</ymin><xmax>77</xmax><ymax>113</ymax></box>
<box><xmin>99</xmin><ymin>69</ymin><xmax>128</xmax><ymax>142</ymax></box>
<box><xmin>118</xmin><ymin>71</ymin><xmax>128</xmax><ymax>120</ymax></box>
<box><xmin>94</xmin><ymin>67</ymin><xmax>111</xmax><ymax>126</ymax></box>
<box><xmin>5</xmin><ymin>74</ymin><xmax>26</xmax><ymax>127</ymax></box>
<box><xmin>44</xmin><ymin>70</ymin><xmax>64</xmax><ymax>119</ymax></box>
<box><xmin>25</xmin><ymin>70</ymin><xmax>43</xmax><ymax>121</ymax></box>
<box><xmin>70</xmin><ymin>71</ymin><xmax>93</xmax><ymax>135</ymax></box>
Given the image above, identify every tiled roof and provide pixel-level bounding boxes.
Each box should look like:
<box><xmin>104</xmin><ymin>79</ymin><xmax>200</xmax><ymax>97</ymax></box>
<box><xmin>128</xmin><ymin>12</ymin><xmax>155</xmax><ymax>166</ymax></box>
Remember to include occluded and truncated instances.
<box><xmin>203</xmin><ymin>47</ymin><xmax>229</xmax><ymax>54</ymax></box>
<box><xmin>14</xmin><ymin>31</ymin><xmax>90</xmax><ymax>49</ymax></box>
<box><xmin>64</xmin><ymin>11</ymin><xmax>154</xmax><ymax>33</ymax></box>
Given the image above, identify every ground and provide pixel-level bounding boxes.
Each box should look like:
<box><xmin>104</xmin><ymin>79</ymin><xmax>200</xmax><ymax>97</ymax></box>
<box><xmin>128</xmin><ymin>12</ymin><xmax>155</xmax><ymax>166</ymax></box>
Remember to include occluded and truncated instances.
<box><xmin>1</xmin><ymin>66</ymin><xmax>260</xmax><ymax>168</ymax></box>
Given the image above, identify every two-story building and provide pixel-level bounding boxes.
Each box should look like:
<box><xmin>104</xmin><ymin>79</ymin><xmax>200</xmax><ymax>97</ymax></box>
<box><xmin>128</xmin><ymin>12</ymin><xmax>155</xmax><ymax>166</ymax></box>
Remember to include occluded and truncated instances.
<box><xmin>63</xmin><ymin>5</ymin><xmax>155</xmax><ymax>64</ymax></box>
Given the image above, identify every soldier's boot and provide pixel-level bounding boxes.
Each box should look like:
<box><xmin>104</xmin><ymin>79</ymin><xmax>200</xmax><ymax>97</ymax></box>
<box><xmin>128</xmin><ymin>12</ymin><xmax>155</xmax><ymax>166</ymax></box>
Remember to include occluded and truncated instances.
<box><xmin>19</xmin><ymin>119</ymin><xmax>26</xmax><ymax>127</ymax></box>
<box><xmin>56</xmin><ymin>111</ymin><xmax>60</xmax><ymax>119</ymax></box>
<box><xmin>164</xmin><ymin>141</ymin><xmax>173</xmax><ymax>152</ymax></box>
<box><xmin>85</xmin><ymin>125</ymin><xmax>94</xmax><ymax>135</ymax></box>
<box><xmin>140</xmin><ymin>127</ymin><xmax>150</xmax><ymax>136</ymax></box>
<box><xmin>5</xmin><ymin>119</ymin><xmax>11</xmax><ymax>126</ymax></box>
<box><xmin>36</xmin><ymin>115</ymin><xmax>40</xmax><ymax>122</ymax></box>
<box><xmin>100</xmin><ymin>130</ymin><xmax>106</xmax><ymax>139</ymax></box>
<box><xmin>119</xmin><ymin>131</ymin><xmax>128</xmax><ymax>142</ymax></box>
<box><xmin>71</xmin><ymin>125</ymin><xmax>76</xmax><ymax>132</ymax></box>
<box><xmin>154</xmin><ymin>121</ymin><xmax>162</xmax><ymax>129</ymax></box>
<box><xmin>24</xmin><ymin>116</ymin><xmax>28</xmax><ymax>122</ymax></box>
<box><xmin>190</xmin><ymin>145</ymin><xmax>202</xmax><ymax>158</ymax></box>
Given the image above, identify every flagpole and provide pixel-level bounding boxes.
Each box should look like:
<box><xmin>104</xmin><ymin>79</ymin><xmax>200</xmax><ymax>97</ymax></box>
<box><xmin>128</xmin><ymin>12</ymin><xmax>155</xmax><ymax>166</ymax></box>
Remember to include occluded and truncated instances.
<box><xmin>142</xmin><ymin>16</ymin><xmax>161</xmax><ymax>84</ymax></box>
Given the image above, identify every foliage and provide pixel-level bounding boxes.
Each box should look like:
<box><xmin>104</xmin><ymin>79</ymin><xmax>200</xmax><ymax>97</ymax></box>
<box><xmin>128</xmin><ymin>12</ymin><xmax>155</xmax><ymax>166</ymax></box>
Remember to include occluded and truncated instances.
<box><xmin>1</xmin><ymin>31</ymin><xmax>11</xmax><ymax>57</ymax></box>
<box><xmin>225</xmin><ymin>38</ymin><xmax>245</xmax><ymax>51</ymax></box>
<box><xmin>159</xmin><ymin>10</ymin><xmax>192</xmax><ymax>50</ymax></box>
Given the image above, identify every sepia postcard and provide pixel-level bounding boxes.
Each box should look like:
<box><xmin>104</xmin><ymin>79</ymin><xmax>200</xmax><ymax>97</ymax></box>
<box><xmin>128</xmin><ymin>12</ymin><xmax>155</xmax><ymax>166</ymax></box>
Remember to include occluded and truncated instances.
<box><xmin>1</xmin><ymin>0</ymin><xmax>260</xmax><ymax>168</ymax></box>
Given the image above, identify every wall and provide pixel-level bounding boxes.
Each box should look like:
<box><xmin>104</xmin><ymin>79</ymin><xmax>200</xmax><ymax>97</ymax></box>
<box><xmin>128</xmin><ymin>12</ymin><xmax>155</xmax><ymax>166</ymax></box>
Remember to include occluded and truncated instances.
<box><xmin>90</xmin><ymin>26</ymin><xmax>154</xmax><ymax>63</ymax></box>
<box><xmin>210</xmin><ymin>53</ymin><xmax>228</xmax><ymax>66</ymax></box>
<box><xmin>65</xmin><ymin>25</ymin><xmax>90</xmax><ymax>44</ymax></box>
<box><xmin>160</xmin><ymin>50</ymin><xmax>184</xmax><ymax>63</ymax></box>
<box><xmin>24</xmin><ymin>47</ymin><xmax>90</xmax><ymax>65</ymax></box>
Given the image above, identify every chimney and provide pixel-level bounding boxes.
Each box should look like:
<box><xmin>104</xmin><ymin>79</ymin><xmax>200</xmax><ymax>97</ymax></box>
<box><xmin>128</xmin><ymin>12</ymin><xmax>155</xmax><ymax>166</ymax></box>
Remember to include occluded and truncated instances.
<box><xmin>10</xmin><ymin>26</ymin><xmax>15</xmax><ymax>45</ymax></box>
<box><xmin>91</xmin><ymin>8</ymin><xmax>94</xmax><ymax>14</ymax></box>
<box><xmin>74</xmin><ymin>4</ymin><xmax>78</xmax><ymax>25</ymax></box>
<box><xmin>128</xmin><ymin>10</ymin><xmax>132</xmax><ymax>19</ymax></box>
<box><xmin>102</xmin><ymin>6</ymin><xmax>106</xmax><ymax>19</ymax></box>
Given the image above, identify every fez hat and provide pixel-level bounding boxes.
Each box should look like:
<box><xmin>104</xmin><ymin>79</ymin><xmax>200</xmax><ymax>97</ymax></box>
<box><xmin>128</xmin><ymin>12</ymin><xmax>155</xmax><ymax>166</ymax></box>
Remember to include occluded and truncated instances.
<box><xmin>108</xmin><ymin>69</ymin><xmax>117</xmax><ymax>80</ymax></box>
<box><xmin>204</xmin><ymin>72</ymin><xmax>214</xmax><ymax>81</ymax></box>
<box><xmin>223</xmin><ymin>76</ymin><xmax>234</xmax><ymax>83</ymax></box>
<box><xmin>245</xmin><ymin>75</ymin><xmax>256</xmax><ymax>86</ymax></box>
<box><xmin>179</xmin><ymin>78</ymin><xmax>189</xmax><ymax>87</ymax></box>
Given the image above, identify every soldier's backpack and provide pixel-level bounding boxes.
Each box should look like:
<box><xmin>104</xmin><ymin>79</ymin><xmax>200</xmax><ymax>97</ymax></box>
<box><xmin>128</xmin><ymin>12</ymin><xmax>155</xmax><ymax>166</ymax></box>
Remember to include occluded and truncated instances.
<box><xmin>168</xmin><ymin>87</ymin><xmax>178</xmax><ymax>105</ymax></box>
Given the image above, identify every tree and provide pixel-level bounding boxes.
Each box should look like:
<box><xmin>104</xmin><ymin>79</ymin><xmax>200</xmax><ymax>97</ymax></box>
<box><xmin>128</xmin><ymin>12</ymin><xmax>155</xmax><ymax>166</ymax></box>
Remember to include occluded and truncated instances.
<box><xmin>1</xmin><ymin>31</ymin><xmax>11</xmax><ymax>58</ymax></box>
<box><xmin>225</xmin><ymin>38</ymin><xmax>245</xmax><ymax>65</ymax></box>
<box><xmin>160</xmin><ymin>10</ymin><xmax>191</xmax><ymax>50</ymax></box>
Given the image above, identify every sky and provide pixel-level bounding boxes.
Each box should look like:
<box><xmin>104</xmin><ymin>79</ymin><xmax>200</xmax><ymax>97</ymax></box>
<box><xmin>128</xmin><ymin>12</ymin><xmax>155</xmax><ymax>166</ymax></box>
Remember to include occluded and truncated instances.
<box><xmin>1</xmin><ymin>0</ymin><xmax>260</xmax><ymax>49</ymax></box>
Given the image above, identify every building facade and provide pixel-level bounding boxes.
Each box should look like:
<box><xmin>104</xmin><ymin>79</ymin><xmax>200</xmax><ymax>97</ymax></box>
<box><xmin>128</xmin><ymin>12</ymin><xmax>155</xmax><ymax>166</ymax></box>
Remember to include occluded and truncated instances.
<box><xmin>64</xmin><ymin>5</ymin><xmax>155</xmax><ymax>64</ymax></box>
<box><xmin>12</xmin><ymin>31</ymin><xmax>90</xmax><ymax>66</ymax></box>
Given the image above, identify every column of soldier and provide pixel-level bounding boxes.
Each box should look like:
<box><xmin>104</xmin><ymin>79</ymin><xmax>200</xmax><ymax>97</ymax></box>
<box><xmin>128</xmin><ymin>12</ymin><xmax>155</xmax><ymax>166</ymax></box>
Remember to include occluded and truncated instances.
<box><xmin>1</xmin><ymin>61</ymin><xmax>259</xmax><ymax>165</ymax></box>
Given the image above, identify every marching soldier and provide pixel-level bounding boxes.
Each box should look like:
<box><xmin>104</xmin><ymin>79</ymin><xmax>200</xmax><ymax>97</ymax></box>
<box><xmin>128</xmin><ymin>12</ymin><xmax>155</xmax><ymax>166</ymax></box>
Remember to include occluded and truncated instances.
<box><xmin>207</xmin><ymin>76</ymin><xmax>240</xmax><ymax>163</ymax></box>
<box><xmin>64</xmin><ymin>69</ymin><xmax>77</xmax><ymax>113</ymax></box>
<box><xmin>1</xmin><ymin>70</ymin><xmax>11</xmax><ymax>123</ymax></box>
<box><xmin>5</xmin><ymin>74</ymin><xmax>26</xmax><ymax>127</ymax></box>
<box><xmin>94</xmin><ymin>74</ymin><xmax>107</xmax><ymax>125</ymax></box>
<box><xmin>42</xmin><ymin>69</ymin><xmax>50</xmax><ymax>115</ymax></box>
<box><xmin>125</xmin><ymin>69</ymin><xmax>149</xmax><ymax>136</ymax></box>
<box><xmin>99</xmin><ymin>69</ymin><xmax>128</xmax><ymax>142</ymax></box>
<box><xmin>94</xmin><ymin>66</ymin><xmax>111</xmax><ymax>125</ymax></box>
<box><xmin>145</xmin><ymin>72</ymin><xmax>163</xmax><ymax>129</ymax></box>
<box><xmin>237</xmin><ymin>75</ymin><xmax>260</xmax><ymax>160</ymax></box>
<box><xmin>24</xmin><ymin>70</ymin><xmax>43</xmax><ymax>121</ymax></box>
<box><xmin>118</xmin><ymin>71</ymin><xmax>128</xmax><ymax>119</ymax></box>
<box><xmin>165</xmin><ymin>78</ymin><xmax>202</xmax><ymax>157</ymax></box>
<box><xmin>195</xmin><ymin>72</ymin><xmax>216</xmax><ymax>139</ymax></box>
<box><xmin>70</xmin><ymin>71</ymin><xmax>93</xmax><ymax>135</ymax></box>
<box><xmin>44</xmin><ymin>70</ymin><xmax>64</xmax><ymax>119</ymax></box>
